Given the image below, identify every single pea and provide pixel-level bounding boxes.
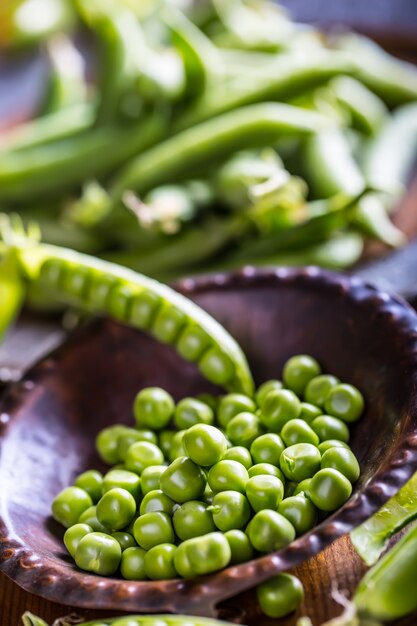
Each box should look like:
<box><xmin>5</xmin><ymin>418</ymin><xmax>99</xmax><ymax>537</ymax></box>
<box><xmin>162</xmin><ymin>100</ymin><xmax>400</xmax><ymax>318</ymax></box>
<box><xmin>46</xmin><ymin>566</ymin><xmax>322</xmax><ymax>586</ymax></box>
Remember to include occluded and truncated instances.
<box><xmin>144</xmin><ymin>543</ymin><xmax>178</xmax><ymax>580</ymax></box>
<box><xmin>321</xmin><ymin>448</ymin><xmax>360</xmax><ymax>483</ymax></box>
<box><xmin>107</xmin><ymin>283</ymin><xmax>136</xmax><ymax>320</ymax></box>
<box><xmin>125</xmin><ymin>441</ymin><xmax>165</xmax><ymax>474</ymax></box>
<box><xmin>280</xmin><ymin>444</ymin><xmax>321</xmax><ymax>482</ymax></box>
<box><xmin>225</xmin><ymin>529</ymin><xmax>254</xmax><ymax>565</ymax></box>
<box><xmin>278</xmin><ymin>495</ymin><xmax>318</xmax><ymax>536</ymax></box>
<box><xmin>199</xmin><ymin>347</ymin><xmax>234</xmax><ymax>386</ymax></box>
<box><xmin>139</xmin><ymin>489</ymin><xmax>176</xmax><ymax>516</ymax></box>
<box><xmin>325</xmin><ymin>383</ymin><xmax>365</xmax><ymax>423</ymax></box>
<box><xmin>283</xmin><ymin>354</ymin><xmax>322</xmax><ymax>396</ymax></box>
<box><xmin>133</xmin><ymin>511</ymin><xmax>175</xmax><ymax>550</ymax></box>
<box><xmin>173</xmin><ymin>532</ymin><xmax>231</xmax><ymax>578</ymax></box>
<box><xmin>226</xmin><ymin>412</ymin><xmax>263</xmax><ymax>448</ymax></box>
<box><xmin>310</xmin><ymin>468</ymin><xmax>353</xmax><ymax>511</ymax></box>
<box><xmin>174</xmin><ymin>397</ymin><xmax>214</xmax><ymax>430</ymax></box>
<box><xmin>74</xmin><ymin>470</ymin><xmax>103</xmax><ymax>504</ymax></box>
<box><xmin>75</xmin><ymin>532</ymin><xmax>121</xmax><ymax>576</ymax></box>
<box><xmin>120</xmin><ymin>546</ymin><xmax>147</xmax><ymax>580</ymax></box>
<box><xmin>129</xmin><ymin>289</ymin><xmax>160</xmax><ymax>329</ymax></box>
<box><xmin>246</xmin><ymin>475</ymin><xmax>284</xmax><ymax>512</ymax></box>
<box><xmin>134</xmin><ymin>387</ymin><xmax>174</xmax><ymax>430</ymax></box>
<box><xmin>247</xmin><ymin>510</ymin><xmax>295</xmax><ymax>553</ymax></box>
<box><xmin>318</xmin><ymin>439</ymin><xmax>350</xmax><ymax>454</ymax></box>
<box><xmin>257</xmin><ymin>573</ymin><xmax>304</xmax><ymax>618</ymax></box>
<box><xmin>208</xmin><ymin>460</ymin><xmax>249</xmax><ymax>494</ymax></box>
<box><xmin>141</xmin><ymin>465</ymin><xmax>166</xmax><ymax>495</ymax></box>
<box><xmin>117</xmin><ymin>428</ymin><xmax>158</xmax><ymax>460</ymax></box>
<box><xmin>173</xmin><ymin>500</ymin><xmax>216</xmax><ymax>540</ymax></box>
<box><xmin>160</xmin><ymin>456</ymin><xmax>206</xmax><ymax>503</ymax></box>
<box><xmin>112</xmin><ymin>531</ymin><xmax>136</xmax><ymax>550</ymax></box>
<box><xmin>223</xmin><ymin>446</ymin><xmax>253</xmax><ymax>469</ymax></box>
<box><xmin>177</xmin><ymin>325</ymin><xmax>211</xmax><ymax>361</ymax></box>
<box><xmin>96</xmin><ymin>487</ymin><xmax>137</xmax><ymax>531</ymax></box>
<box><xmin>248</xmin><ymin>463</ymin><xmax>285</xmax><ymax>482</ymax></box>
<box><xmin>64</xmin><ymin>523</ymin><xmax>93</xmax><ymax>558</ymax></box>
<box><xmin>209</xmin><ymin>491</ymin><xmax>251</xmax><ymax>532</ymax></box>
<box><xmin>259</xmin><ymin>390</ymin><xmax>301</xmax><ymax>432</ymax></box>
<box><xmin>256</xmin><ymin>380</ymin><xmax>283</xmax><ymax>409</ymax></box>
<box><xmin>159</xmin><ymin>430</ymin><xmax>175</xmax><ymax>458</ymax></box>
<box><xmin>311</xmin><ymin>415</ymin><xmax>350</xmax><ymax>443</ymax></box>
<box><xmin>299</xmin><ymin>402</ymin><xmax>322</xmax><ymax>424</ymax></box>
<box><xmin>78</xmin><ymin>505</ymin><xmax>108</xmax><ymax>533</ymax></box>
<box><xmin>281</xmin><ymin>419</ymin><xmax>320</xmax><ymax>447</ymax></box>
<box><xmin>95</xmin><ymin>425</ymin><xmax>128</xmax><ymax>465</ymax></box>
<box><xmin>102</xmin><ymin>469</ymin><xmax>142</xmax><ymax>501</ymax></box>
<box><xmin>304</xmin><ymin>374</ymin><xmax>340</xmax><ymax>407</ymax></box>
<box><xmin>217</xmin><ymin>394</ymin><xmax>257</xmax><ymax>429</ymax></box>
<box><xmin>183</xmin><ymin>424</ymin><xmax>227</xmax><ymax>466</ymax></box>
<box><xmin>52</xmin><ymin>487</ymin><xmax>93</xmax><ymax>529</ymax></box>
<box><xmin>293</xmin><ymin>478</ymin><xmax>312</xmax><ymax>499</ymax></box>
<box><xmin>169</xmin><ymin>430</ymin><xmax>187</xmax><ymax>462</ymax></box>
<box><xmin>250</xmin><ymin>433</ymin><xmax>285</xmax><ymax>466</ymax></box>
<box><xmin>153</xmin><ymin>306</ymin><xmax>187</xmax><ymax>344</ymax></box>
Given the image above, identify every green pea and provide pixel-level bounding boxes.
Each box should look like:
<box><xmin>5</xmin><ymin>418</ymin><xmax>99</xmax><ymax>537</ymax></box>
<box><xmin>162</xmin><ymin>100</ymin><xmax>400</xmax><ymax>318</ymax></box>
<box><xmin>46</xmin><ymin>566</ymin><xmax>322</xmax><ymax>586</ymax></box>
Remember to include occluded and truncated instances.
<box><xmin>217</xmin><ymin>393</ymin><xmax>256</xmax><ymax>429</ymax></box>
<box><xmin>64</xmin><ymin>523</ymin><xmax>93</xmax><ymax>558</ymax></box>
<box><xmin>324</xmin><ymin>383</ymin><xmax>365</xmax><ymax>423</ymax></box>
<box><xmin>102</xmin><ymin>469</ymin><xmax>142</xmax><ymax>501</ymax></box>
<box><xmin>139</xmin><ymin>489</ymin><xmax>176</xmax><ymax>516</ymax></box>
<box><xmin>173</xmin><ymin>532</ymin><xmax>231</xmax><ymax>578</ymax></box>
<box><xmin>259</xmin><ymin>390</ymin><xmax>301</xmax><ymax>432</ymax></box>
<box><xmin>159</xmin><ymin>430</ymin><xmax>175</xmax><ymax>458</ymax></box>
<box><xmin>246</xmin><ymin>475</ymin><xmax>284</xmax><ymax>512</ymax></box>
<box><xmin>183</xmin><ymin>424</ymin><xmax>227</xmax><ymax>466</ymax></box>
<box><xmin>199</xmin><ymin>347</ymin><xmax>234</xmax><ymax>386</ymax></box>
<box><xmin>120</xmin><ymin>546</ymin><xmax>147</xmax><ymax>580</ymax></box>
<box><xmin>78</xmin><ymin>505</ymin><xmax>108</xmax><ymax>533</ymax></box>
<box><xmin>144</xmin><ymin>543</ymin><xmax>178</xmax><ymax>580</ymax></box>
<box><xmin>309</xmin><ymin>468</ymin><xmax>353</xmax><ymax>511</ymax></box>
<box><xmin>125</xmin><ymin>441</ymin><xmax>165</xmax><ymax>474</ymax></box>
<box><xmin>304</xmin><ymin>374</ymin><xmax>340</xmax><ymax>407</ymax></box>
<box><xmin>321</xmin><ymin>447</ymin><xmax>360</xmax><ymax>482</ymax></box>
<box><xmin>52</xmin><ymin>486</ymin><xmax>93</xmax><ymax>529</ymax></box>
<box><xmin>280</xmin><ymin>444</ymin><xmax>321</xmax><ymax>482</ymax></box>
<box><xmin>256</xmin><ymin>380</ymin><xmax>283</xmax><ymax>409</ymax></box>
<box><xmin>108</xmin><ymin>283</ymin><xmax>135</xmax><ymax>319</ymax></box>
<box><xmin>222</xmin><ymin>446</ymin><xmax>253</xmax><ymax>469</ymax></box>
<box><xmin>174</xmin><ymin>397</ymin><xmax>214</xmax><ymax>429</ymax></box>
<box><xmin>209</xmin><ymin>490</ymin><xmax>251</xmax><ymax>532</ymax></box>
<box><xmin>176</xmin><ymin>326</ymin><xmax>211</xmax><ymax>361</ymax></box>
<box><xmin>141</xmin><ymin>465</ymin><xmax>166</xmax><ymax>495</ymax></box>
<box><xmin>317</xmin><ymin>439</ymin><xmax>350</xmax><ymax>454</ymax></box>
<box><xmin>278</xmin><ymin>494</ymin><xmax>318</xmax><ymax>536</ymax></box>
<box><xmin>299</xmin><ymin>402</ymin><xmax>322</xmax><ymax>424</ymax></box>
<box><xmin>224</xmin><ymin>529</ymin><xmax>254</xmax><ymax>565</ymax></box>
<box><xmin>152</xmin><ymin>305</ymin><xmax>187</xmax><ymax>343</ymax></box>
<box><xmin>173</xmin><ymin>500</ymin><xmax>216</xmax><ymax>540</ymax></box>
<box><xmin>63</xmin><ymin>265</ymin><xmax>89</xmax><ymax>298</ymax></box>
<box><xmin>293</xmin><ymin>478</ymin><xmax>312</xmax><ymax>499</ymax></box>
<box><xmin>208</xmin><ymin>460</ymin><xmax>249</xmax><ymax>494</ymax></box>
<box><xmin>226</xmin><ymin>412</ymin><xmax>263</xmax><ymax>448</ymax></box>
<box><xmin>75</xmin><ymin>532</ymin><xmax>121</xmax><ymax>576</ymax></box>
<box><xmin>117</xmin><ymin>428</ymin><xmax>158</xmax><ymax>460</ymax></box>
<box><xmin>283</xmin><ymin>354</ymin><xmax>321</xmax><ymax>395</ymax></box>
<box><xmin>129</xmin><ymin>290</ymin><xmax>161</xmax><ymax>329</ymax></box>
<box><xmin>169</xmin><ymin>430</ymin><xmax>187</xmax><ymax>462</ymax></box>
<box><xmin>74</xmin><ymin>470</ymin><xmax>103</xmax><ymax>504</ymax></box>
<box><xmin>133</xmin><ymin>512</ymin><xmax>175</xmax><ymax>550</ymax></box>
<box><xmin>257</xmin><ymin>573</ymin><xmax>304</xmax><ymax>618</ymax></box>
<box><xmin>87</xmin><ymin>272</ymin><xmax>117</xmax><ymax>310</ymax></box>
<box><xmin>248</xmin><ymin>463</ymin><xmax>285</xmax><ymax>482</ymax></box>
<box><xmin>311</xmin><ymin>415</ymin><xmax>350</xmax><ymax>443</ymax></box>
<box><xmin>112</xmin><ymin>531</ymin><xmax>136</xmax><ymax>550</ymax></box>
<box><xmin>247</xmin><ymin>510</ymin><xmax>295</xmax><ymax>553</ymax></box>
<box><xmin>160</xmin><ymin>456</ymin><xmax>206</xmax><ymax>503</ymax></box>
<box><xmin>96</xmin><ymin>488</ymin><xmax>137</xmax><ymax>531</ymax></box>
<box><xmin>96</xmin><ymin>425</ymin><xmax>128</xmax><ymax>465</ymax></box>
<box><xmin>281</xmin><ymin>419</ymin><xmax>320</xmax><ymax>447</ymax></box>
<box><xmin>250</xmin><ymin>433</ymin><xmax>285</xmax><ymax>466</ymax></box>
<box><xmin>134</xmin><ymin>387</ymin><xmax>174</xmax><ymax>430</ymax></box>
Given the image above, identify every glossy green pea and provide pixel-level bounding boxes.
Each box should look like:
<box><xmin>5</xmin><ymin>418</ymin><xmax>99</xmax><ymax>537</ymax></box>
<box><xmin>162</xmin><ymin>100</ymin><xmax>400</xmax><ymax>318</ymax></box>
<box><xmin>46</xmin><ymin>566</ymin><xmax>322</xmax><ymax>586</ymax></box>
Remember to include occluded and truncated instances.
<box><xmin>64</xmin><ymin>523</ymin><xmax>93</xmax><ymax>558</ymax></box>
<box><xmin>174</xmin><ymin>397</ymin><xmax>214</xmax><ymax>429</ymax></box>
<box><xmin>133</xmin><ymin>512</ymin><xmax>175</xmax><ymax>550</ymax></box>
<box><xmin>325</xmin><ymin>383</ymin><xmax>365</xmax><ymax>423</ymax></box>
<box><xmin>281</xmin><ymin>419</ymin><xmax>320</xmax><ymax>447</ymax></box>
<box><xmin>278</xmin><ymin>494</ymin><xmax>318</xmax><ymax>536</ymax></box>
<box><xmin>52</xmin><ymin>486</ymin><xmax>93</xmax><ymax>529</ymax></box>
<box><xmin>293</xmin><ymin>478</ymin><xmax>312</xmax><ymax>499</ymax></box>
<box><xmin>225</xmin><ymin>529</ymin><xmax>254</xmax><ymax>565</ymax></box>
<box><xmin>176</xmin><ymin>325</ymin><xmax>212</xmax><ymax>361</ymax></box>
<box><xmin>117</xmin><ymin>428</ymin><xmax>158</xmax><ymax>460</ymax></box>
<box><xmin>173</xmin><ymin>532</ymin><xmax>231</xmax><ymax>578</ymax></box>
<box><xmin>222</xmin><ymin>446</ymin><xmax>253</xmax><ymax>469</ymax></box>
<box><xmin>217</xmin><ymin>393</ymin><xmax>257</xmax><ymax>429</ymax></box>
<box><xmin>304</xmin><ymin>374</ymin><xmax>340</xmax><ymax>407</ymax></box>
<box><xmin>120</xmin><ymin>546</ymin><xmax>147</xmax><ymax>580</ymax></box>
<box><xmin>299</xmin><ymin>402</ymin><xmax>322</xmax><ymax>424</ymax></box>
<box><xmin>159</xmin><ymin>430</ymin><xmax>175</xmax><ymax>458</ymax></box>
<box><xmin>226</xmin><ymin>412</ymin><xmax>263</xmax><ymax>448</ymax></box>
<box><xmin>250</xmin><ymin>433</ymin><xmax>285</xmax><ymax>466</ymax></box>
<box><xmin>209</xmin><ymin>490</ymin><xmax>251</xmax><ymax>532</ymax></box>
<box><xmin>257</xmin><ymin>573</ymin><xmax>304</xmax><ymax>618</ymax></box>
<box><xmin>248</xmin><ymin>463</ymin><xmax>285</xmax><ymax>482</ymax></box>
<box><xmin>74</xmin><ymin>470</ymin><xmax>103</xmax><ymax>504</ymax></box>
<box><xmin>153</xmin><ymin>305</ymin><xmax>187</xmax><ymax>343</ymax></box>
<box><xmin>283</xmin><ymin>354</ymin><xmax>321</xmax><ymax>395</ymax></box>
<box><xmin>141</xmin><ymin>465</ymin><xmax>166</xmax><ymax>495</ymax></box>
<box><xmin>96</xmin><ymin>488</ymin><xmax>137</xmax><ymax>531</ymax></box>
<box><xmin>199</xmin><ymin>347</ymin><xmax>234</xmax><ymax>386</ymax></box>
<box><xmin>259</xmin><ymin>390</ymin><xmax>301</xmax><ymax>432</ymax></box>
<box><xmin>246</xmin><ymin>475</ymin><xmax>284</xmax><ymax>512</ymax></box>
<box><xmin>255</xmin><ymin>380</ymin><xmax>283</xmax><ymax>409</ymax></box>
<box><xmin>160</xmin><ymin>456</ymin><xmax>206</xmax><ymax>503</ymax></box>
<box><xmin>321</xmin><ymin>447</ymin><xmax>360</xmax><ymax>482</ymax></box>
<box><xmin>183</xmin><ymin>424</ymin><xmax>227</xmax><ymax>466</ymax></box>
<box><xmin>173</xmin><ymin>500</ymin><xmax>216</xmax><ymax>540</ymax></box>
<box><xmin>144</xmin><ymin>543</ymin><xmax>178</xmax><ymax>580</ymax></box>
<box><xmin>125</xmin><ymin>441</ymin><xmax>165</xmax><ymax>474</ymax></box>
<box><xmin>112</xmin><ymin>531</ymin><xmax>137</xmax><ymax>550</ymax></box>
<box><xmin>169</xmin><ymin>430</ymin><xmax>187</xmax><ymax>461</ymax></box>
<box><xmin>102</xmin><ymin>469</ymin><xmax>142</xmax><ymax>501</ymax></box>
<box><xmin>96</xmin><ymin>425</ymin><xmax>128</xmax><ymax>465</ymax></box>
<box><xmin>247</xmin><ymin>510</ymin><xmax>295</xmax><ymax>553</ymax></box>
<box><xmin>309</xmin><ymin>468</ymin><xmax>353</xmax><ymax>511</ymax></box>
<box><xmin>311</xmin><ymin>415</ymin><xmax>350</xmax><ymax>443</ymax></box>
<box><xmin>317</xmin><ymin>439</ymin><xmax>350</xmax><ymax>454</ymax></box>
<box><xmin>78</xmin><ymin>505</ymin><xmax>108</xmax><ymax>533</ymax></box>
<box><xmin>280</xmin><ymin>444</ymin><xmax>321</xmax><ymax>482</ymax></box>
<box><xmin>139</xmin><ymin>489</ymin><xmax>176</xmax><ymax>516</ymax></box>
<box><xmin>208</xmin><ymin>460</ymin><xmax>249</xmax><ymax>494</ymax></box>
<box><xmin>129</xmin><ymin>290</ymin><xmax>161</xmax><ymax>329</ymax></box>
<box><xmin>75</xmin><ymin>532</ymin><xmax>121</xmax><ymax>576</ymax></box>
<box><xmin>134</xmin><ymin>387</ymin><xmax>175</xmax><ymax>430</ymax></box>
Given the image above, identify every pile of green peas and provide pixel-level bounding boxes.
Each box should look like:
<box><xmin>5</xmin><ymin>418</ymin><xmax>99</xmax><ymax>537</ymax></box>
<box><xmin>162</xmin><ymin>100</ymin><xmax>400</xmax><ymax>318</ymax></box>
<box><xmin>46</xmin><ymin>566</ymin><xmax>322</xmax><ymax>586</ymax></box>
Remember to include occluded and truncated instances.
<box><xmin>52</xmin><ymin>354</ymin><xmax>363</xmax><ymax>616</ymax></box>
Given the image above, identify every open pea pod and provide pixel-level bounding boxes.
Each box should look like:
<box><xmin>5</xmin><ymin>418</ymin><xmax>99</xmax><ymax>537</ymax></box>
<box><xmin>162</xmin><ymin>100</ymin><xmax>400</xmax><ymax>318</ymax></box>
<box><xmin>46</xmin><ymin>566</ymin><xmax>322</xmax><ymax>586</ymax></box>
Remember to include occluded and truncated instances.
<box><xmin>22</xmin><ymin>613</ymin><xmax>237</xmax><ymax>626</ymax></box>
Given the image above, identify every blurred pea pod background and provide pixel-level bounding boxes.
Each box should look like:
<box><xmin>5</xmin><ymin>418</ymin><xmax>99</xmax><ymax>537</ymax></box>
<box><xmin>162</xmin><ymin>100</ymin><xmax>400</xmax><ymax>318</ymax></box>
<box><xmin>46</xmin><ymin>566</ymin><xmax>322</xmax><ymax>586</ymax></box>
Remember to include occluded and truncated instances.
<box><xmin>0</xmin><ymin>0</ymin><xmax>417</xmax><ymax>285</ymax></box>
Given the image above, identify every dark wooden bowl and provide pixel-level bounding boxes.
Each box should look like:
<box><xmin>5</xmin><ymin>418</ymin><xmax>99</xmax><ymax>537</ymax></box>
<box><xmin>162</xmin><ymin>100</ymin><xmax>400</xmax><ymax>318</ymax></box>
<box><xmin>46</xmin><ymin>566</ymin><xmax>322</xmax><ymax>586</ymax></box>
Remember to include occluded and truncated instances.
<box><xmin>1</xmin><ymin>267</ymin><xmax>417</xmax><ymax>617</ymax></box>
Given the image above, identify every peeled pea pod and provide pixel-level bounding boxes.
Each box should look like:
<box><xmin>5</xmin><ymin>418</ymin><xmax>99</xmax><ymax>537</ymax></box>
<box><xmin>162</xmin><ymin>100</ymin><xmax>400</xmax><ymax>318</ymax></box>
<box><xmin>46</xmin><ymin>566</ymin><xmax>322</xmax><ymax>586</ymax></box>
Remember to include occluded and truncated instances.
<box><xmin>22</xmin><ymin>613</ymin><xmax>237</xmax><ymax>626</ymax></box>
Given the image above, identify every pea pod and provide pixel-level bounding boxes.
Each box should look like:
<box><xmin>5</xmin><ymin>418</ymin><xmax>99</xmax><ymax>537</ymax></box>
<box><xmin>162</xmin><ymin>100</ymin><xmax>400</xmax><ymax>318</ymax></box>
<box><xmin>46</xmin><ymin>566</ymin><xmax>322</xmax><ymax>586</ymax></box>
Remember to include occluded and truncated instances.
<box><xmin>22</xmin><ymin>613</ymin><xmax>237</xmax><ymax>626</ymax></box>
<box><xmin>330</xmin><ymin>76</ymin><xmax>388</xmax><ymax>136</ymax></box>
<box><xmin>0</xmin><ymin>242</ymin><xmax>26</xmax><ymax>340</ymax></box>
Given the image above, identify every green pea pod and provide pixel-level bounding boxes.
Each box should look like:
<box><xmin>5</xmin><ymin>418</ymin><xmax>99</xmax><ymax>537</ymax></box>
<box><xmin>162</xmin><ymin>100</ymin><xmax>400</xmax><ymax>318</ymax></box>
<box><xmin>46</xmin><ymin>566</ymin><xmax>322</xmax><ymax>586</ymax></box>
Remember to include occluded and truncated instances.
<box><xmin>22</xmin><ymin>613</ymin><xmax>49</xmax><ymax>626</ymax></box>
<box><xmin>0</xmin><ymin>247</ymin><xmax>26</xmax><ymax>340</ymax></box>
<box><xmin>330</xmin><ymin>76</ymin><xmax>388</xmax><ymax>136</ymax></box>
<box><xmin>22</xmin><ymin>613</ymin><xmax>238</xmax><ymax>626</ymax></box>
